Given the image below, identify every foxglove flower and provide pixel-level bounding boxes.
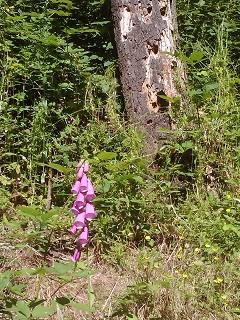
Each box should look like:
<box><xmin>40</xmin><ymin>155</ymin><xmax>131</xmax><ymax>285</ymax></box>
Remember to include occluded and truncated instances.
<box><xmin>69</xmin><ymin>225</ymin><xmax>77</xmax><ymax>234</ymax></box>
<box><xmin>85</xmin><ymin>202</ymin><xmax>97</xmax><ymax>220</ymax></box>
<box><xmin>86</xmin><ymin>179</ymin><xmax>96</xmax><ymax>202</ymax></box>
<box><xmin>69</xmin><ymin>160</ymin><xmax>97</xmax><ymax>262</ymax></box>
<box><xmin>72</xmin><ymin>247</ymin><xmax>81</xmax><ymax>262</ymax></box>
<box><xmin>71</xmin><ymin>180</ymin><xmax>81</xmax><ymax>195</ymax></box>
<box><xmin>75</xmin><ymin>192</ymin><xmax>85</xmax><ymax>208</ymax></box>
<box><xmin>83</xmin><ymin>162</ymin><xmax>89</xmax><ymax>173</ymax></box>
<box><xmin>79</xmin><ymin>173</ymin><xmax>88</xmax><ymax>193</ymax></box>
<box><xmin>74</xmin><ymin>211</ymin><xmax>86</xmax><ymax>229</ymax></box>
<box><xmin>79</xmin><ymin>226</ymin><xmax>89</xmax><ymax>247</ymax></box>
<box><xmin>71</xmin><ymin>204</ymin><xmax>81</xmax><ymax>216</ymax></box>
<box><xmin>77</xmin><ymin>167</ymin><xmax>84</xmax><ymax>179</ymax></box>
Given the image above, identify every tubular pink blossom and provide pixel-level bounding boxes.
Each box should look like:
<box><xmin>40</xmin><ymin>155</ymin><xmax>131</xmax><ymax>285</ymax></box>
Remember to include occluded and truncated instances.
<box><xmin>75</xmin><ymin>192</ymin><xmax>85</xmax><ymax>208</ymax></box>
<box><xmin>77</xmin><ymin>167</ymin><xmax>84</xmax><ymax>179</ymax></box>
<box><xmin>85</xmin><ymin>202</ymin><xmax>97</xmax><ymax>220</ymax></box>
<box><xmin>83</xmin><ymin>162</ymin><xmax>89</xmax><ymax>173</ymax></box>
<box><xmin>69</xmin><ymin>225</ymin><xmax>77</xmax><ymax>234</ymax></box>
<box><xmin>77</xmin><ymin>161</ymin><xmax>83</xmax><ymax>168</ymax></box>
<box><xmin>71</xmin><ymin>204</ymin><xmax>80</xmax><ymax>216</ymax></box>
<box><xmin>71</xmin><ymin>180</ymin><xmax>81</xmax><ymax>195</ymax></box>
<box><xmin>86</xmin><ymin>179</ymin><xmax>96</xmax><ymax>202</ymax></box>
<box><xmin>74</xmin><ymin>211</ymin><xmax>86</xmax><ymax>229</ymax></box>
<box><xmin>79</xmin><ymin>226</ymin><xmax>89</xmax><ymax>247</ymax></box>
<box><xmin>72</xmin><ymin>247</ymin><xmax>81</xmax><ymax>262</ymax></box>
<box><xmin>79</xmin><ymin>173</ymin><xmax>88</xmax><ymax>193</ymax></box>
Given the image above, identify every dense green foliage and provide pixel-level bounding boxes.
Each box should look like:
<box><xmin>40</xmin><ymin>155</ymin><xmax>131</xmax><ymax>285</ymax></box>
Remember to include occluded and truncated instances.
<box><xmin>0</xmin><ymin>0</ymin><xmax>239</xmax><ymax>319</ymax></box>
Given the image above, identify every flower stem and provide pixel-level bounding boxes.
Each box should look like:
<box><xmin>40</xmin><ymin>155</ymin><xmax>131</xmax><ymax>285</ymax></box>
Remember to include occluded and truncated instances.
<box><xmin>87</xmin><ymin>246</ymin><xmax>93</xmax><ymax>320</ymax></box>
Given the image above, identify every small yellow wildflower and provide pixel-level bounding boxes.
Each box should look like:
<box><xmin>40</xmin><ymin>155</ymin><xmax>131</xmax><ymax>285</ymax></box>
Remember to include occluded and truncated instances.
<box><xmin>179</xmin><ymin>235</ymin><xmax>185</xmax><ymax>240</ymax></box>
<box><xmin>227</xmin><ymin>194</ymin><xmax>231</xmax><ymax>198</ymax></box>
<box><xmin>177</xmin><ymin>253</ymin><xmax>183</xmax><ymax>259</ymax></box>
<box><xmin>226</xmin><ymin>208</ymin><xmax>231</xmax><ymax>213</ymax></box>
<box><xmin>205</xmin><ymin>244</ymin><xmax>211</xmax><ymax>248</ymax></box>
<box><xmin>212</xmin><ymin>247</ymin><xmax>218</xmax><ymax>251</ymax></box>
<box><xmin>182</xmin><ymin>274</ymin><xmax>188</xmax><ymax>278</ymax></box>
<box><xmin>195</xmin><ymin>247</ymin><xmax>200</xmax><ymax>253</ymax></box>
<box><xmin>175</xmin><ymin>270</ymin><xmax>180</xmax><ymax>274</ymax></box>
<box><xmin>145</xmin><ymin>235</ymin><xmax>151</xmax><ymax>240</ymax></box>
<box><xmin>214</xmin><ymin>257</ymin><xmax>220</xmax><ymax>261</ymax></box>
<box><xmin>221</xmin><ymin>295</ymin><xmax>227</xmax><ymax>300</ymax></box>
<box><xmin>213</xmin><ymin>278</ymin><xmax>223</xmax><ymax>283</ymax></box>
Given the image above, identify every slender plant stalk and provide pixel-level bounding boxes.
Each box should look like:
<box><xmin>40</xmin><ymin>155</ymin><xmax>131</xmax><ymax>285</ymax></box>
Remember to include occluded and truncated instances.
<box><xmin>87</xmin><ymin>246</ymin><xmax>92</xmax><ymax>320</ymax></box>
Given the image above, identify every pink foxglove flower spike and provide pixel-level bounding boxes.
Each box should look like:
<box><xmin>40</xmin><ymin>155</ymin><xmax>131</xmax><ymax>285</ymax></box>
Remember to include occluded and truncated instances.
<box><xmin>69</xmin><ymin>160</ymin><xmax>97</xmax><ymax>262</ymax></box>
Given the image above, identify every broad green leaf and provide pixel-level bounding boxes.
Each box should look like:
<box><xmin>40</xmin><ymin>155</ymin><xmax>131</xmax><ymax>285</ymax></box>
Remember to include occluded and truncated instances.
<box><xmin>69</xmin><ymin>302</ymin><xmax>95</xmax><ymax>312</ymax></box>
<box><xmin>190</xmin><ymin>51</ymin><xmax>204</xmax><ymax>61</ymax></box>
<box><xmin>158</xmin><ymin>94</ymin><xmax>173</xmax><ymax>102</ymax></box>
<box><xmin>28</xmin><ymin>299</ymin><xmax>45</xmax><ymax>309</ymax></box>
<box><xmin>180</xmin><ymin>54</ymin><xmax>192</xmax><ymax>63</ymax></box>
<box><xmin>189</xmin><ymin>89</ymin><xmax>203</xmax><ymax>97</ymax></box>
<box><xmin>9</xmin><ymin>284</ymin><xmax>27</xmax><ymax>296</ymax></box>
<box><xmin>181</xmin><ymin>140</ymin><xmax>193</xmax><ymax>150</ymax></box>
<box><xmin>54</xmin><ymin>261</ymin><xmax>75</xmax><ymax>274</ymax></box>
<box><xmin>55</xmin><ymin>297</ymin><xmax>71</xmax><ymax>306</ymax></box>
<box><xmin>97</xmin><ymin>152</ymin><xmax>117</xmax><ymax>160</ymax></box>
<box><xmin>41</xmin><ymin>209</ymin><xmax>59</xmax><ymax>221</ymax></box>
<box><xmin>132</xmin><ymin>158</ymin><xmax>147</xmax><ymax>169</ymax></box>
<box><xmin>104</xmin><ymin>61</ymin><xmax>113</xmax><ymax>67</ymax></box>
<box><xmin>115</xmin><ymin>174</ymin><xmax>135</xmax><ymax>181</ymax></box>
<box><xmin>232</xmin><ymin>309</ymin><xmax>240</xmax><ymax>315</ymax></box>
<box><xmin>205</xmin><ymin>82</ymin><xmax>219</xmax><ymax>91</ymax></box>
<box><xmin>32</xmin><ymin>305</ymin><xmax>56</xmax><ymax>318</ymax></box>
<box><xmin>16</xmin><ymin>301</ymin><xmax>31</xmax><ymax>318</ymax></box>
<box><xmin>15</xmin><ymin>267</ymin><xmax>53</xmax><ymax>276</ymax></box>
<box><xmin>17</xmin><ymin>206</ymin><xmax>41</xmax><ymax>217</ymax></box>
<box><xmin>103</xmin><ymin>182</ymin><xmax>111</xmax><ymax>192</ymax></box>
<box><xmin>47</xmin><ymin>163</ymin><xmax>72</xmax><ymax>173</ymax></box>
<box><xmin>0</xmin><ymin>278</ymin><xmax>11</xmax><ymax>290</ymax></box>
<box><xmin>107</xmin><ymin>161</ymin><xmax>129</xmax><ymax>170</ymax></box>
<box><xmin>155</xmin><ymin>280</ymin><xmax>171</xmax><ymax>289</ymax></box>
<box><xmin>133</xmin><ymin>176</ymin><xmax>144</xmax><ymax>183</ymax></box>
<box><xmin>37</xmin><ymin>162</ymin><xmax>72</xmax><ymax>173</ymax></box>
<box><xmin>147</xmin><ymin>283</ymin><xmax>161</xmax><ymax>293</ymax></box>
<box><xmin>206</xmin><ymin>113</ymin><xmax>225</xmax><ymax>119</ymax></box>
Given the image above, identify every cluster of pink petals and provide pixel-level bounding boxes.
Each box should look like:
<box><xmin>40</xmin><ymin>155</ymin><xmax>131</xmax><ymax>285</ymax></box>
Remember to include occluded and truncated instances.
<box><xmin>69</xmin><ymin>161</ymin><xmax>96</xmax><ymax>262</ymax></box>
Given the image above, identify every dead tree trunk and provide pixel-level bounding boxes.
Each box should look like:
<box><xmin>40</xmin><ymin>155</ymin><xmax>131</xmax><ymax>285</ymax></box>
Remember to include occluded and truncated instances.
<box><xmin>111</xmin><ymin>0</ymin><xmax>178</xmax><ymax>157</ymax></box>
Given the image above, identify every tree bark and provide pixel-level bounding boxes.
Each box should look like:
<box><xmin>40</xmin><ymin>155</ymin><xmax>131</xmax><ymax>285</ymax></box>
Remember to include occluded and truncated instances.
<box><xmin>111</xmin><ymin>0</ymin><xmax>178</xmax><ymax>157</ymax></box>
